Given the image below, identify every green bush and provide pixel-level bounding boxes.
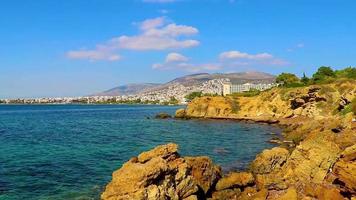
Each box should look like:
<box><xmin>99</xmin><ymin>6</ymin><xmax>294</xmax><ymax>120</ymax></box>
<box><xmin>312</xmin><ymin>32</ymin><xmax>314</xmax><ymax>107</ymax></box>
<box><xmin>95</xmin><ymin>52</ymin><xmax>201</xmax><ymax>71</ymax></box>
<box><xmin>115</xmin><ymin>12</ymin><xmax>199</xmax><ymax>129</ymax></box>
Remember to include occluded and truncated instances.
<box><xmin>335</xmin><ymin>67</ymin><xmax>356</xmax><ymax>79</ymax></box>
<box><xmin>283</xmin><ymin>82</ymin><xmax>305</xmax><ymax>88</ymax></box>
<box><xmin>229</xmin><ymin>99</ymin><xmax>240</xmax><ymax>114</ymax></box>
<box><xmin>229</xmin><ymin>88</ymin><xmax>261</xmax><ymax>97</ymax></box>
<box><xmin>276</xmin><ymin>73</ymin><xmax>300</xmax><ymax>85</ymax></box>
<box><xmin>185</xmin><ymin>91</ymin><xmax>202</xmax><ymax>101</ymax></box>
<box><xmin>312</xmin><ymin>66</ymin><xmax>336</xmax><ymax>84</ymax></box>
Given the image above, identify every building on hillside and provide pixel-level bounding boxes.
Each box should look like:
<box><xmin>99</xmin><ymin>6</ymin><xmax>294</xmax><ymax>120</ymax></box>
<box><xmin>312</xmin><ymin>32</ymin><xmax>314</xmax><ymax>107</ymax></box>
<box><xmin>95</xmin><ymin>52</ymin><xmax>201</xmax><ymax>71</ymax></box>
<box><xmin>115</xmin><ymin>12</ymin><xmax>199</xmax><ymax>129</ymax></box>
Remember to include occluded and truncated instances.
<box><xmin>222</xmin><ymin>82</ymin><xmax>277</xmax><ymax>96</ymax></box>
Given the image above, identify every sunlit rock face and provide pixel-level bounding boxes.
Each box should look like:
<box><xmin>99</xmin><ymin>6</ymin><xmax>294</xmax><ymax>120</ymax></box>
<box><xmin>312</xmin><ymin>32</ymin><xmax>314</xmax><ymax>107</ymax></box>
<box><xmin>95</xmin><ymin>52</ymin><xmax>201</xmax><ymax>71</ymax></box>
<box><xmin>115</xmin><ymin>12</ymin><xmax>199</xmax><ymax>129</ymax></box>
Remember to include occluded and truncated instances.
<box><xmin>101</xmin><ymin>143</ymin><xmax>221</xmax><ymax>200</ymax></box>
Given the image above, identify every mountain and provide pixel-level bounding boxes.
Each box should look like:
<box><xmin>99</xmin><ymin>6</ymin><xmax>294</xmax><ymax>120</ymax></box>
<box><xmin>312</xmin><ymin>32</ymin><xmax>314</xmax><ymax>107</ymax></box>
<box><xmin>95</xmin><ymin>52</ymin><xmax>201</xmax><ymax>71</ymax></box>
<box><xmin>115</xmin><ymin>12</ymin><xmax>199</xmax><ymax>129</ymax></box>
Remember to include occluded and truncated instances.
<box><xmin>94</xmin><ymin>83</ymin><xmax>161</xmax><ymax>96</ymax></box>
<box><xmin>95</xmin><ymin>72</ymin><xmax>275</xmax><ymax>96</ymax></box>
<box><xmin>167</xmin><ymin>72</ymin><xmax>275</xmax><ymax>86</ymax></box>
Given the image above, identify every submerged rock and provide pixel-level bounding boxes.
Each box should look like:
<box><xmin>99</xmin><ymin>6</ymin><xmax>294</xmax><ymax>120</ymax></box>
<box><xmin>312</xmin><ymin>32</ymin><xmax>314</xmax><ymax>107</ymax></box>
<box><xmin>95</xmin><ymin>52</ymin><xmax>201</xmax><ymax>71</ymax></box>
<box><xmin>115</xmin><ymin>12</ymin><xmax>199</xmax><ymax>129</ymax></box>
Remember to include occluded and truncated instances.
<box><xmin>155</xmin><ymin>112</ymin><xmax>172</xmax><ymax>119</ymax></box>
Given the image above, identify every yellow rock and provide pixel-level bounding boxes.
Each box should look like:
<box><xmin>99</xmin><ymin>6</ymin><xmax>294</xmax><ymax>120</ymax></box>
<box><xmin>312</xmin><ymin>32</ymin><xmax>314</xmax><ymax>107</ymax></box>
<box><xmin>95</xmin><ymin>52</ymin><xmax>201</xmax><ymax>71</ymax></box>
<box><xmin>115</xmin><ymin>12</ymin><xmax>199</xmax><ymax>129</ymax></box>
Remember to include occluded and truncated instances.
<box><xmin>215</xmin><ymin>172</ymin><xmax>254</xmax><ymax>191</ymax></box>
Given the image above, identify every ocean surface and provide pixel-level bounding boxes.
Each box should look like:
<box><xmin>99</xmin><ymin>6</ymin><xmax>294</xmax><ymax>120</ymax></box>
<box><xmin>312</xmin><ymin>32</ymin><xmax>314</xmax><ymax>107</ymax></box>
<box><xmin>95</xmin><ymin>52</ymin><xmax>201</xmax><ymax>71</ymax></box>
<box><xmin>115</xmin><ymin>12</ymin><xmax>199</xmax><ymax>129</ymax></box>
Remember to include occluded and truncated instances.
<box><xmin>0</xmin><ymin>105</ymin><xmax>281</xmax><ymax>200</ymax></box>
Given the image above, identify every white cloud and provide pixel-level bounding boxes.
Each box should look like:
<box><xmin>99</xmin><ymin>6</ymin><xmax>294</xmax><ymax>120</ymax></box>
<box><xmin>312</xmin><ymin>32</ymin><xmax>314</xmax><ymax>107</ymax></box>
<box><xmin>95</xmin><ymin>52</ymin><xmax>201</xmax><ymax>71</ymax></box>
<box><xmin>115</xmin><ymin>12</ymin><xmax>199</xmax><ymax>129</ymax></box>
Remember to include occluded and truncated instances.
<box><xmin>153</xmin><ymin>50</ymin><xmax>289</xmax><ymax>72</ymax></box>
<box><xmin>165</xmin><ymin>52</ymin><xmax>189</xmax><ymax>62</ymax></box>
<box><xmin>219</xmin><ymin>50</ymin><xmax>288</xmax><ymax>66</ymax></box>
<box><xmin>153</xmin><ymin>52</ymin><xmax>220</xmax><ymax>72</ymax></box>
<box><xmin>139</xmin><ymin>17</ymin><xmax>165</xmax><ymax>30</ymax></box>
<box><xmin>219</xmin><ymin>51</ymin><xmax>273</xmax><ymax>60</ymax></box>
<box><xmin>67</xmin><ymin>17</ymin><xmax>199</xmax><ymax>61</ymax></box>
<box><xmin>112</xmin><ymin>35</ymin><xmax>199</xmax><ymax>50</ymax></box>
<box><xmin>66</xmin><ymin>50</ymin><xmax>121</xmax><ymax>62</ymax></box>
<box><xmin>109</xmin><ymin>20</ymin><xmax>199</xmax><ymax>50</ymax></box>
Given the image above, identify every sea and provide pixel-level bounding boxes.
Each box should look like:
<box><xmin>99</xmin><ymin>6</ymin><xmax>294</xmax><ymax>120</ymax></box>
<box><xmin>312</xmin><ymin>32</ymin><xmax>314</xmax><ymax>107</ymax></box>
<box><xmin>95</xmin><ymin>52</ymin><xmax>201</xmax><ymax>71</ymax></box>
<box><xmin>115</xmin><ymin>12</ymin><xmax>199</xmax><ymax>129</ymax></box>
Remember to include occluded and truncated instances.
<box><xmin>0</xmin><ymin>104</ymin><xmax>281</xmax><ymax>200</ymax></box>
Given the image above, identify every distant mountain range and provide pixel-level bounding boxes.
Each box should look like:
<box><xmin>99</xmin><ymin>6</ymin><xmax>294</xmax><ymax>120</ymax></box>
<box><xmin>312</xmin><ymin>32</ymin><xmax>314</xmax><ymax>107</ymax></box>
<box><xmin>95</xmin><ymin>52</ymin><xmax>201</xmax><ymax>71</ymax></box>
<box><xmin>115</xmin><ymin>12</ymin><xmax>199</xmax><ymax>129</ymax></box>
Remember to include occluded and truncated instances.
<box><xmin>94</xmin><ymin>83</ymin><xmax>161</xmax><ymax>96</ymax></box>
<box><xmin>94</xmin><ymin>71</ymin><xmax>275</xmax><ymax>96</ymax></box>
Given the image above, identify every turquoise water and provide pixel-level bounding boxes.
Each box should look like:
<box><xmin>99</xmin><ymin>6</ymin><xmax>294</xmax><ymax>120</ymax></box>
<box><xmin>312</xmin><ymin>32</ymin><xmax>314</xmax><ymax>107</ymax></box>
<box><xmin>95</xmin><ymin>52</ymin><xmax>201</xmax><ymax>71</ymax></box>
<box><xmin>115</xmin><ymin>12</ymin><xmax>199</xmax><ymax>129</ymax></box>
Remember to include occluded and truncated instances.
<box><xmin>0</xmin><ymin>105</ymin><xmax>280</xmax><ymax>200</ymax></box>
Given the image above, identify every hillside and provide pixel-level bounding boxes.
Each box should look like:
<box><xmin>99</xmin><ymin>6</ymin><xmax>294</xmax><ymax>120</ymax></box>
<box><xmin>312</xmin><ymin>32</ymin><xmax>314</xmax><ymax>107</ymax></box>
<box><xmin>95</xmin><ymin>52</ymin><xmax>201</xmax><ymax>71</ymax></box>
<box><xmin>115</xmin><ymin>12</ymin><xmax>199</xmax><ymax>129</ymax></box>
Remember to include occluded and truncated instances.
<box><xmin>96</xmin><ymin>71</ymin><xmax>275</xmax><ymax>96</ymax></box>
<box><xmin>93</xmin><ymin>83</ymin><xmax>161</xmax><ymax>96</ymax></box>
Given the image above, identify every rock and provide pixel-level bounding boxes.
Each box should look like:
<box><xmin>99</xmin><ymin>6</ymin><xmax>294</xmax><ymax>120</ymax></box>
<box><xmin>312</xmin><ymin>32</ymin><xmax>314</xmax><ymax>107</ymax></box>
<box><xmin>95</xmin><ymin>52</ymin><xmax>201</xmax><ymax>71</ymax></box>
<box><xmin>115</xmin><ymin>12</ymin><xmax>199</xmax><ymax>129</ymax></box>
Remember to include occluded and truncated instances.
<box><xmin>268</xmin><ymin>139</ymin><xmax>282</xmax><ymax>145</ymax></box>
<box><xmin>101</xmin><ymin>143</ymin><xmax>219</xmax><ymax>200</ymax></box>
<box><xmin>175</xmin><ymin>108</ymin><xmax>187</xmax><ymax>118</ymax></box>
<box><xmin>185</xmin><ymin>96</ymin><xmax>235</xmax><ymax>118</ymax></box>
<box><xmin>275</xmin><ymin>187</ymin><xmax>297</xmax><ymax>200</ymax></box>
<box><xmin>238</xmin><ymin>188</ymin><xmax>268</xmax><ymax>200</ymax></box>
<box><xmin>254</xmin><ymin>174</ymin><xmax>288</xmax><ymax>191</ymax></box>
<box><xmin>332</xmin><ymin>144</ymin><xmax>356</xmax><ymax>195</ymax></box>
<box><xmin>155</xmin><ymin>112</ymin><xmax>171</xmax><ymax>119</ymax></box>
<box><xmin>250</xmin><ymin>147</ymin><xmax>289</xmax><ymax>190</ymax></box>
<box><xmin>303</xmin><ymin>183</ymin><xmax>344</xmax><ymax>200</ymax></box>
<box><xmin>291</xmin><ymin>98</ymin><xmax>305</xmax><ymax>109</ymax></box>
<box><xmin>283</xmin><ymin>131</ymin><xmax>341</xmax><ymax>184</ymax></box>
<box><xmin>215</xmin><ymin>172</ymin><xmax>254</xmax><ymax>191</ymax></box>
<box><xmin>137</xmin><ymin>143</ymin><xmax>178</xmax><ymax>163</ymax></box>
<box><xmin>211</xmin><ymin>188</ymin><xmax>241</xmax><ymax>200</ymax></box>
<box><xmin>251</xmin><ymin>147</ymin><xmax>289</xmax><ymax>174</ymax></box>
<box><xmin>185</xmin><ymin>156</ymin><xmax>222</xmax><ymax>194</ymax></box>
<box><xmin>183</xmin><ymin>195</ymin><xmax>198</xmax><ymax>200</ymax></box>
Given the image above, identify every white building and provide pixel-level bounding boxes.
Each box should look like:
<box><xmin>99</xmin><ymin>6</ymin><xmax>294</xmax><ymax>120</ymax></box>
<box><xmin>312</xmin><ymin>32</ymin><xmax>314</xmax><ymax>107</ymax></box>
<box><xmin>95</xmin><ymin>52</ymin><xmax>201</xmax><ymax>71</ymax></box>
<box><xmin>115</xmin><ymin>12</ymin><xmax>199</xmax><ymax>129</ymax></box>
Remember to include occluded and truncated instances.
<box><xmin>222</xmin><ymin>82</ymin><xmax>277</xmax><ymax>96</ymax></box>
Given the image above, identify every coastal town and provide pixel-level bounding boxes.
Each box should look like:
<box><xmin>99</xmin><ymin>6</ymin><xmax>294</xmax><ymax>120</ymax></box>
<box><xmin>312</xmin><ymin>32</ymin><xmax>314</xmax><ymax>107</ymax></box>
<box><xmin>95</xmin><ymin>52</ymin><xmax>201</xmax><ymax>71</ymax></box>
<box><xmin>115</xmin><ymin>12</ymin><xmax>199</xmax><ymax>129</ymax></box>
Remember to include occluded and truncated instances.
<box><xmin>0</xmin><ymin>78</ymin><xmax>277</xmax><ymax>105</ymax></box>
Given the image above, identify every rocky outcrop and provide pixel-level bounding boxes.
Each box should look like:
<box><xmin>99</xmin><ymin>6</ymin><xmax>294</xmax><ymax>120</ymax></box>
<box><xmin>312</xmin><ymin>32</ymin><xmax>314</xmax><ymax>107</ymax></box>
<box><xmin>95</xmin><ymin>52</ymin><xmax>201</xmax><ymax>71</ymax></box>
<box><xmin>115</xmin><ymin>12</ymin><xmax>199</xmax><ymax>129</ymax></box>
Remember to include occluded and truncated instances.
<box><xmin>184</xmin><ymin>81</ymin><xmax>356</xmax><ymax>120</ymax></box>
<box><xmin>175</xmin><ymin>109</ymin><xmax>187</xmax><ymax>119</ymax></box>
<box><xmin>250</xmin><ymin>147</ymin><xmax>289</xmax><ymax>174</ymax></box>
<box><xmin>102</xmin><ymin>81</ymin><xmax>356</xmax><ymax>199</ymax></box>
<box><xmin>101</xmin><ymin>143</ymin><xmax>221</xmax><ymax>200</ymax></box>
<box><xmin>185</xmin><ymin>96</ymin><xmax>236</xmax><ymax>118</ymax></box>
<box><xmin>331</xmin><ymin>144</ymin><xmax>356</xmax><ymax>196</ymax></box>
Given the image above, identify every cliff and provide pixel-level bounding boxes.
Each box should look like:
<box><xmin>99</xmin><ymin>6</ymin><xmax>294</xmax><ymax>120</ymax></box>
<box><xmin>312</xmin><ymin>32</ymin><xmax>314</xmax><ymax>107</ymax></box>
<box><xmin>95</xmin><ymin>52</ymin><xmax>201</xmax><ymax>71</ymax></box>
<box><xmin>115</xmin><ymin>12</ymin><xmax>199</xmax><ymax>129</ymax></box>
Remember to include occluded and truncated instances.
<box><xmin>102</xmin><ymin>80</ymin><xmax>356</xmax><ymax>199</ymax></box>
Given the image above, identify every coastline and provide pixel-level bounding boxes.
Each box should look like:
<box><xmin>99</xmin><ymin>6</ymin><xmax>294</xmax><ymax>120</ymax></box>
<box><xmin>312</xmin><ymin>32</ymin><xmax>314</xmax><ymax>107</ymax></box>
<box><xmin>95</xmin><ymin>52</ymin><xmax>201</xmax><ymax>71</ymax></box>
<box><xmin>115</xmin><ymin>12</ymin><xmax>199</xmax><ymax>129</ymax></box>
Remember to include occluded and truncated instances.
<box><xmin>101</xmin><ymin>81</ymin><xmax>356</xmax><ymax>199</ymax></box>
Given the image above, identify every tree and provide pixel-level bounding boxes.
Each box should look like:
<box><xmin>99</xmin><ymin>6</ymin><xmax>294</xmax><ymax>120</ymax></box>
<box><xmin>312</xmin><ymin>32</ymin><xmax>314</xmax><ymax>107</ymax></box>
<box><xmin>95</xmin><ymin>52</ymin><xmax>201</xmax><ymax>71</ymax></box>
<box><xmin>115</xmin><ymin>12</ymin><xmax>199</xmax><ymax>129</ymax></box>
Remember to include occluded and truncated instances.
<box><xmin>301</xmin><ymin>72</ymin><xmax>310</xmax><ymax>85</ymax></box>
<box><xmin>335</xmin><ymin>66</ymin><xmax>356</xmax><ymax>79</ymax></box>
<box><xmin>312</xmin><ymin>66</ymin><xmax>336</xmax><ymax>83</ymax></box>
<box><xmin>184</xmin><ymin>91</ymin><xmax>202</xmax><ymax>101</ymax></box>
<box><xmin>276</xmin><ymin>73</ymin><xmax>300</xmax><ymax>85</ymax></box>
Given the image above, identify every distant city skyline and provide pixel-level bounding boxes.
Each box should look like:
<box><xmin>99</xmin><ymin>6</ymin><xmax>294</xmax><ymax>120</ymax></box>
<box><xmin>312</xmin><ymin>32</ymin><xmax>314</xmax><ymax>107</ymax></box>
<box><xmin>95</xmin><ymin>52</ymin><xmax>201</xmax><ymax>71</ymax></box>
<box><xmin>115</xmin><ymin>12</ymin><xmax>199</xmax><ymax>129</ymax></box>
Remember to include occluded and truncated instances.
<box><xmin>1</xmin><ymin>0</ymin><xmax>355</xmax><ymax>98</ymax></box>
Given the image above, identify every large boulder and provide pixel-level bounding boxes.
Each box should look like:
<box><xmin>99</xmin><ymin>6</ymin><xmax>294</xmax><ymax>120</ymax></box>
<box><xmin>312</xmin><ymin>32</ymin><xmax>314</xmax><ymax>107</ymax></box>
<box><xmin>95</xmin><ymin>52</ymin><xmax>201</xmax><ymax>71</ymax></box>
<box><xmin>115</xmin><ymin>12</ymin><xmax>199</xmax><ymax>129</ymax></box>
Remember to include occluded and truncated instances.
<box><xmin>101</xmin><ymin>143</ymin><xmax>221</xmax><ymax>200</ymax></box>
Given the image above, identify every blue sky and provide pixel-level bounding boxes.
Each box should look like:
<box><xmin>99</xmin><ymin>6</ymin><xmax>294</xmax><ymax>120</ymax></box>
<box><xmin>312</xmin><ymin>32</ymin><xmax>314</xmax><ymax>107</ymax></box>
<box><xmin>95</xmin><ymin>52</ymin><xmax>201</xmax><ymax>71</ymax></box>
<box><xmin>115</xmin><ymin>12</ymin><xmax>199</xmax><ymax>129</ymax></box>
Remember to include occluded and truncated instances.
<box><xmin>1</xmin><ymin>0</ymin><xmax>355</xmax><ymax>98</ymax></box>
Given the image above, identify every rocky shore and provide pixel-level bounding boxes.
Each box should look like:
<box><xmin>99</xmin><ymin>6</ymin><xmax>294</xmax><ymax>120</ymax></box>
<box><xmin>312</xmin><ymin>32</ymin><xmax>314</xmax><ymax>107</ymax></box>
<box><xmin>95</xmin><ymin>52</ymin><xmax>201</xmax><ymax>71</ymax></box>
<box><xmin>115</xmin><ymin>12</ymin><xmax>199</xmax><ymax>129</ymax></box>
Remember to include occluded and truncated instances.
<box><xmin>101</xmin><ymin>80</ymin><xmax>356</xmax><ymax>199</ymax></box>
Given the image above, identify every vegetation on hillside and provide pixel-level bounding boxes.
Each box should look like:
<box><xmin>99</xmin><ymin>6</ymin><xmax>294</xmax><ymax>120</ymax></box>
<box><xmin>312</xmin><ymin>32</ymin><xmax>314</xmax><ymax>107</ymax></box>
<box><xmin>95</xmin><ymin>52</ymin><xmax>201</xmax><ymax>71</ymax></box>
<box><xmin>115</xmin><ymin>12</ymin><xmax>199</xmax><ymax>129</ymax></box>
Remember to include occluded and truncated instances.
<box><xmin>184</xmin><ymin>91</ymin><xmax>203</xmax><ymax>101</ymax></box>
<box><xmin>276</xmin><ymin>66</ymin><xmax>356</xmax><ymax>88</ymax></box>
<box><xmin>184</xmin><ymin>91</ymin><xmax>219</xmax><ymax>102</ymax></box>
<box><xmin>229</xmin><ymin>88</ymin><xmax>261</xmax><ymax>97</ymax></box>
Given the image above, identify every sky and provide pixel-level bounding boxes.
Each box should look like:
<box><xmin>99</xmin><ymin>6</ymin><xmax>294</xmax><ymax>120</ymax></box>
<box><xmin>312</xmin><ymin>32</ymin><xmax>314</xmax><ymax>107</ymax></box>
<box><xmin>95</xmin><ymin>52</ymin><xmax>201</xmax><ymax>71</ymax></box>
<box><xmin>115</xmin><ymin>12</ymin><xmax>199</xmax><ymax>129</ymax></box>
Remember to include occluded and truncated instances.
<box><xmin>0</xmin><ymin>0</ymin><xmax>355</xmax><ymax>98</ymax></box>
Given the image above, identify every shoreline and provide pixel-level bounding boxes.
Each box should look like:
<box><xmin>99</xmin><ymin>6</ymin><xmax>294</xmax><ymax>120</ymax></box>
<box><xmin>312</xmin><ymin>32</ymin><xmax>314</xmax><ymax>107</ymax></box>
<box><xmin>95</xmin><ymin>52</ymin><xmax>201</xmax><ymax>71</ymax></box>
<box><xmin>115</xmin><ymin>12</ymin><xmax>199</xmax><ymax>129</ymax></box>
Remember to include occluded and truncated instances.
<box><xmin>101</xmin><ymin>81</ymin><xmax>355</xmax><ymax>199</ymax></box>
